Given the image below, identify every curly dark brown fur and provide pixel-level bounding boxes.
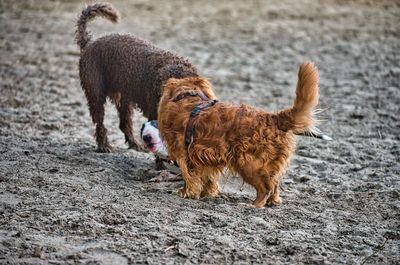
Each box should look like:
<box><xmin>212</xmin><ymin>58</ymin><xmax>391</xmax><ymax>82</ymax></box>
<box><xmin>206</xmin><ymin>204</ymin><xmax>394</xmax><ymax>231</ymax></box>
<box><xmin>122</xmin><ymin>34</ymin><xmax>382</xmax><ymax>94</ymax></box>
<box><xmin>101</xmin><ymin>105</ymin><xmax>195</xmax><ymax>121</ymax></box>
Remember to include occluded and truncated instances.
<box><xmin>158</xmin><ymin>62</ymin><xmax>319</xmax><ymax>208</ymax></box>
<box><xmin>75</xmin><ymin>3</ymin><xmax>199</xmax><ymax>153</ymax></box>
<box><xmin>75</xmin><ymin>3</ymin><xmax>119</xmax><ymax>51</ymax></box>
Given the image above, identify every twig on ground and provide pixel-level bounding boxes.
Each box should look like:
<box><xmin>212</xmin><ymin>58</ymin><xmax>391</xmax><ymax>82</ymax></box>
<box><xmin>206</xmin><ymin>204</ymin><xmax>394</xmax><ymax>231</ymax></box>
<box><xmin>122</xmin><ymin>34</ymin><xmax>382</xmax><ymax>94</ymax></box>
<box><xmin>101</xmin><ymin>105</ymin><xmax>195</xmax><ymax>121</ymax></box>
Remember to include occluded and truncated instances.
<box><xmin>164</xmin><ymin>245</ymin><xmax>176</xmax><ymax>252</ymax></box>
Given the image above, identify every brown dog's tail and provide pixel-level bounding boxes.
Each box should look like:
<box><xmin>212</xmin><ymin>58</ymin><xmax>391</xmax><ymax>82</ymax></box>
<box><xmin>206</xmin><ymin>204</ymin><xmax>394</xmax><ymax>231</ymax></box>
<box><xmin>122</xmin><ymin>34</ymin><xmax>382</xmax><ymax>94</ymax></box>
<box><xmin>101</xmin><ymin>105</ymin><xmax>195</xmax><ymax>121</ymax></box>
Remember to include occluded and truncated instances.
<box><xmin>75</xmin><ymin>3</ymin><xmax>119</xmax><ymax>51</ymax></box>
<box><xmin>275</xmin><ymin>62</ymin><xmax>319</xmax><ymax>134</ymax></box>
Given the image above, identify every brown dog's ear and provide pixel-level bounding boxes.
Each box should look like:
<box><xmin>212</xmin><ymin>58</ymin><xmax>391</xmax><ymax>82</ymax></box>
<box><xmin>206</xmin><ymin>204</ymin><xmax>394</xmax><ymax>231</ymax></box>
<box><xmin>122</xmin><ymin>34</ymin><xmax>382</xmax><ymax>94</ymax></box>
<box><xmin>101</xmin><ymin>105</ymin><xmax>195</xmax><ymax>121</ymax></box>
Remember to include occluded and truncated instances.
<box><xmin>194</xmin><ymin>77</ymin><xmax>217</xmax><ymax>100</ymax></box>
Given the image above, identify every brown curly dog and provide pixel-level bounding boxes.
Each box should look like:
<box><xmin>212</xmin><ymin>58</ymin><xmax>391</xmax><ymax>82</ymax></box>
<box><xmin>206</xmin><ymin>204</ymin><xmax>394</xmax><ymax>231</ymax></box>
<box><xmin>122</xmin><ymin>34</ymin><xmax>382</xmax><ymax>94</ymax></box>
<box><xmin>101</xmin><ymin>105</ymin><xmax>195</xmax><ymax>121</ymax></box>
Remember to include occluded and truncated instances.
<box><xmin>75</xmin><ymin>3</ymin><xmax>200</xmax><ymax>154</ymax></box>
<box><xmin>158</xmin><ymin>62</ymin><xmax>319</xmax><ymax>208</ymax></box>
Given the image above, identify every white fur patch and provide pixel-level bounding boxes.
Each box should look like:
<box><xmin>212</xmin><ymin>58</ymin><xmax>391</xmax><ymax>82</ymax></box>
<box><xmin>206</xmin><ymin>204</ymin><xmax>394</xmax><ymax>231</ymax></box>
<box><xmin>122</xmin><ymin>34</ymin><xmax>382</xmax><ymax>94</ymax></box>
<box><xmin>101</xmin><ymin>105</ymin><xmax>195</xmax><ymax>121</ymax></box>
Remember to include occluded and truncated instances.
<box><xmin>321</xmin><ymin>134</ymin><xmax>333</xmax><ymax>141</ymax></box>
<box><xmin>141</xmin><ymin>121</ymin><xmax>169</xmax><ymax>159</ymax></box>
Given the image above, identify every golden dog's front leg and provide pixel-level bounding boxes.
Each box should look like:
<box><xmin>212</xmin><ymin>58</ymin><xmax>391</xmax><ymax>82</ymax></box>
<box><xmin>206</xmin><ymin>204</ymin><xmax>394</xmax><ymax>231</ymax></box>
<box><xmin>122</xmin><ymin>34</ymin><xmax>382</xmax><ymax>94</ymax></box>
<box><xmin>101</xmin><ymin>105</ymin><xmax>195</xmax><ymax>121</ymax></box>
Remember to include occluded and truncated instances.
<box><xmin>200</xmin><ymin>174</ymin><xmax>220</xmax><ymax>198</ymax></box>
<box><xmin>175</xmin><ymin>158</ymin><xmax>203</xmax><ymax>199</ymax></box>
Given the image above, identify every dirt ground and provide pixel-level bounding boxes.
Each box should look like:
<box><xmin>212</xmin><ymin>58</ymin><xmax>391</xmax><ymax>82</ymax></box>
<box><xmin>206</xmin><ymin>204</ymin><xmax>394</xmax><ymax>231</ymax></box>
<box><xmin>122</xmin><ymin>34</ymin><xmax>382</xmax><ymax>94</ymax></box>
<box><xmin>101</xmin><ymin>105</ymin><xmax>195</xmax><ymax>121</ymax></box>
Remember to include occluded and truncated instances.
<box><xmin>0</xmin><ymin>0</ymin><xmax>399</xmax><ymax>264</ymax></box>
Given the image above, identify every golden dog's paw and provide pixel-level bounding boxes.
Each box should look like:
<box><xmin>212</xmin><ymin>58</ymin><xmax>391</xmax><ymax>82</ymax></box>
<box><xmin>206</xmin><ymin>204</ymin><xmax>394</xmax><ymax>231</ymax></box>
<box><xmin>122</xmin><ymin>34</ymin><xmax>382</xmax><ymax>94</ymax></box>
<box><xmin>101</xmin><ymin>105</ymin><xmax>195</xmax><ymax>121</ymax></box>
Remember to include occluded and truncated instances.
<box><xmin>238</xmin><ymin>202</ymin><xmax>264</xmax><ymax>209</ymax></box>
<box><xmin>250</xmin><ymin>202</ymin><xmax>266</xmax><ymax>209</ymax></box>
<box><xmin>200</xmin><ymin>188</ymin><xmax>220</xmax><ymax>198</ymax></box>
<box><xmin>178</xmin><ymin>188</ymin><xmax>188</xmax><ymax>198</ymax></box>
<box><xmin>266</xmin><ymin>195</ymin><xmax>282</xmax><ymax>206</ymax></box>
<box><xmin>173</xmin><ymin>187</ymin><xmax>186</xmax><ymax>198</ymax></box>
<box><xmin>187</xmin><ymin>189</ymin><xmax>201</xmax><ymax>200</ymax></box>
<box><xmin>174</xmin><ymin>187</ymin><xmax>200</xmax><ymax>199</ymax></box>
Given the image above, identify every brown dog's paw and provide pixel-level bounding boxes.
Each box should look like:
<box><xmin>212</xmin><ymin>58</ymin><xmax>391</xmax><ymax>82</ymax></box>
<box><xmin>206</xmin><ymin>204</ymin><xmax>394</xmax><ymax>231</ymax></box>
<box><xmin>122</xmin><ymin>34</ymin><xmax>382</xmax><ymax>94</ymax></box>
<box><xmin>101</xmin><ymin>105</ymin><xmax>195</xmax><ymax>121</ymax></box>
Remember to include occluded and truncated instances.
<box><xmin>127</xmin><ymin>141</ymin><xmax>144</xmax><ymax>151</ymax></box>
<box><xmin>155</xmin><ymin>157</ymin><xmax>167</xmax><ymax>170</ymax></box>
<box><xmin>97</xmin><ymin>144</ymin><xmax>113</xmax><ymax>153</ymax></box>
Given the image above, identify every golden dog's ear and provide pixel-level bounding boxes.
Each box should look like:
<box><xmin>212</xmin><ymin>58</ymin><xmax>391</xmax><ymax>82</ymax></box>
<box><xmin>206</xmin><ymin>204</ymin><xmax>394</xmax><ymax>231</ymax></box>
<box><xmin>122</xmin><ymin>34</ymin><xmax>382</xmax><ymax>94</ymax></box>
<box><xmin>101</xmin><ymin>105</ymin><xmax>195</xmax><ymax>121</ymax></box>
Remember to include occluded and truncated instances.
<box><xmin>162</xmin><ymin>78</ymin><xmax>179</xmax><ymax>94</ymax></box>
<box><xmin>193</xmin><ymin>77</ymin><xmax>217</xmax><ymax>100</ymax></box>
<box><xmin>167</xmin><ymin>78</ymin><xmax>180</xmax><ymax>85</ymax></box>
<box><xmin>162</xmin><ymin>78</ymin><xmax>186</xmax><ymax>101</ymax></box>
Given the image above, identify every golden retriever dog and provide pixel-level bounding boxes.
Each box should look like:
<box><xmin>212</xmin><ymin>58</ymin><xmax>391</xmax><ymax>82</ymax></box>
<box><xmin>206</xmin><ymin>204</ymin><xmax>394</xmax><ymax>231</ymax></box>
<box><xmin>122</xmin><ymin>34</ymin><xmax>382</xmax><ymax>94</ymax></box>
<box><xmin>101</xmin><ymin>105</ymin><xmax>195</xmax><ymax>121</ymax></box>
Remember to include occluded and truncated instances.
<box><xmin>158</xmin><ymin>62</ymin><xmax>319</xmax><ymax>208</ymax></box>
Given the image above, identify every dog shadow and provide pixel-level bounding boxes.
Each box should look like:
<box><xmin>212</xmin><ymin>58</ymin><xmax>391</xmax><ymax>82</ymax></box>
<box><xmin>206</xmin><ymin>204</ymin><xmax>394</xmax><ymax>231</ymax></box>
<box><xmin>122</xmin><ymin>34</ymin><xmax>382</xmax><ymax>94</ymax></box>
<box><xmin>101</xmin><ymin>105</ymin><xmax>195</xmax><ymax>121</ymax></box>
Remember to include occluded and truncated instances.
<box><xmin>32</xmin><ymin>140</ymin><xmax>256</xmax><ymax>206</ymax></box>
<box><xmin>29</xmin><ymin>139</ymin><xmax>156</xmax><ymax>181</ymax></box>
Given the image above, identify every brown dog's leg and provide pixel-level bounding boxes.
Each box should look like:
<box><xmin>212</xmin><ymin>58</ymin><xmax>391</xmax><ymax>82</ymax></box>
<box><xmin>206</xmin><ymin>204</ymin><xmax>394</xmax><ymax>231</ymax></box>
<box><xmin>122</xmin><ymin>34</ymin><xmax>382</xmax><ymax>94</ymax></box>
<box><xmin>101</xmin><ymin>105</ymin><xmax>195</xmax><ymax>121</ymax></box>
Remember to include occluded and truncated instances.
<box><xmin>95</xmin><ymin>123</ymin><xmax>112</xmax><ymax>153</ymax></box>
<box><xmin>117</xmin><ymin>101</ymin><xmax>141</xmax><ymax>150</ymax></box>
<box><xmin>175</xmin><ymin>158</ymin><xmax>202</xmax><ymax>199</ymax></box>
<box><xmin>155</xmin><ymin>156</ymin><xmax>166</xmax><ymax>170</ymax></box>
<box><xmin>85</xmin><ymin>88</ymin><xmax>112</xmax><ymax>153</ymax></box>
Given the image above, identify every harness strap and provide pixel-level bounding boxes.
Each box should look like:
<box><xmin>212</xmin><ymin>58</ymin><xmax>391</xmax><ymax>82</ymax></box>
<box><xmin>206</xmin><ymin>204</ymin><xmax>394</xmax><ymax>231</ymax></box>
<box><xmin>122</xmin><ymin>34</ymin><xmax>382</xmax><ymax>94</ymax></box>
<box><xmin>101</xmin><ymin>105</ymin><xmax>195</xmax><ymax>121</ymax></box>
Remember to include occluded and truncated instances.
<box><xmin>172</xmin><ymin>90</ymin><xmax>218</xmax><ymax>146</ymax></box>
<box><xmin>185</xmin><ymin>100</ymin><xmax>219</xmax><ymax>146</ymax></box>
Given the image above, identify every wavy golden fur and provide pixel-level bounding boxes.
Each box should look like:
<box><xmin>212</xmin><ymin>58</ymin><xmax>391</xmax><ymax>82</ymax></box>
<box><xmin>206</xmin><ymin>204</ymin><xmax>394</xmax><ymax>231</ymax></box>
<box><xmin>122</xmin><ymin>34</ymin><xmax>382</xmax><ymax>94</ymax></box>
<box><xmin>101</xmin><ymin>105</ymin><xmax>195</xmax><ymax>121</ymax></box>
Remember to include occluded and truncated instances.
<box><xmin>158</xmin><ymin>62</ymin><xmax>319</xmax><ymax>208</ymax></box>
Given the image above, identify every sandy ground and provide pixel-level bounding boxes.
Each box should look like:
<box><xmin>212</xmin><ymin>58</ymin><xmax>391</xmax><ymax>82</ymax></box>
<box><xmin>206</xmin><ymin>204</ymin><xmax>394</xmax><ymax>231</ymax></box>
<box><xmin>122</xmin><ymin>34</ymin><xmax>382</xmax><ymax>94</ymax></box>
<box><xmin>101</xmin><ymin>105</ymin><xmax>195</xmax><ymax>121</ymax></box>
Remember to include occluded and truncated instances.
<box><xmin>0</xmin><ymin>0</ymin><xmax>399</xmax><ymax>264</ymax></box>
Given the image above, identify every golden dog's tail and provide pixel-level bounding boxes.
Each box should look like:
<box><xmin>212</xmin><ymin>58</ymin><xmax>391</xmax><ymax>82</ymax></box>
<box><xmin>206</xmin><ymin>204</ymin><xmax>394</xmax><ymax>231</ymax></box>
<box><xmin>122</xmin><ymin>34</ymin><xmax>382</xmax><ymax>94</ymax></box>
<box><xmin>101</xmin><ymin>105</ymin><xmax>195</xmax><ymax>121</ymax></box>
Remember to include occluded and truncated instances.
<box><xmin>75</xmin><ymin>3</ymin><xmax>119</xmax><ymax>51</ymax></box>
<box><xmin>276</xmin><ymin>62</ymin><xmax>319</xmax><ymax>134</ymax></box>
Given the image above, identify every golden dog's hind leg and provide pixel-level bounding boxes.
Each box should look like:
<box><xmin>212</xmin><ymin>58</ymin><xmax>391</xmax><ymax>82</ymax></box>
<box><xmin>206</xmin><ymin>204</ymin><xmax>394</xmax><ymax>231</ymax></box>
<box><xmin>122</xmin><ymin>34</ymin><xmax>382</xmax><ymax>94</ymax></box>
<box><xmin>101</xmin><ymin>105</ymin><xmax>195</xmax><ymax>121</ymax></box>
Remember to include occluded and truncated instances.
<box><xmin>265</xmin><ymin>176</ymin><xmax>282</xmax><ymax>206</ymax></box>
<box><xmin>250</xmin><ymin>175</ymin><xmax>283</xmax><ymax>208</ymax></box>
<box><xmin>239</xmin><ymin>171</ymin><xmax>270</xmax><ymax>208</ymax></box>
<box><xmin>252</xmin><ymin>181</ymin><xmax>270</xmax><ymax>208</ymax></box>
<box><xmin>175</xmin><ymin>158</ymin><xmax>203</xmax><ymax>199</ymax></box>
<box><xmin>234</xmin><ymin>156</ymin><xmax>273</xmax><ymax>208</ymax></box>
<box><xmin>252</xmin><ymin>172</ymin><xmax>283</xmax><ymax>207</ymax></box>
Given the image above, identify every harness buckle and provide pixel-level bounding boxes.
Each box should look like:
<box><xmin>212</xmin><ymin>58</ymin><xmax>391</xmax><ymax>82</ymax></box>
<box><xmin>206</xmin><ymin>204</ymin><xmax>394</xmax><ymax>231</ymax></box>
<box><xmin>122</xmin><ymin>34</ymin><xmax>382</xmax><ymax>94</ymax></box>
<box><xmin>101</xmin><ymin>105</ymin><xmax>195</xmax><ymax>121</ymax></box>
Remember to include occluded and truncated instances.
<box><xmin>190</xmin><ymin>106</ymin><xmax>202</xmax><ymax>117</ymax></box>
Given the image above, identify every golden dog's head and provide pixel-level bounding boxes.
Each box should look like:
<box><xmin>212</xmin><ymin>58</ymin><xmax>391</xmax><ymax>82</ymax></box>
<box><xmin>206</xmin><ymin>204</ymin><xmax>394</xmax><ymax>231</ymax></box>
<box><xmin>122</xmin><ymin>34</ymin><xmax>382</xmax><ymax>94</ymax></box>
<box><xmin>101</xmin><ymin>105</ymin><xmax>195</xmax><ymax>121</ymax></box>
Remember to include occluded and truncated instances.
<box><xmin>161</xmin><ymin>76</ymin><xmax>217</xmax><ymax>103</ymax></box>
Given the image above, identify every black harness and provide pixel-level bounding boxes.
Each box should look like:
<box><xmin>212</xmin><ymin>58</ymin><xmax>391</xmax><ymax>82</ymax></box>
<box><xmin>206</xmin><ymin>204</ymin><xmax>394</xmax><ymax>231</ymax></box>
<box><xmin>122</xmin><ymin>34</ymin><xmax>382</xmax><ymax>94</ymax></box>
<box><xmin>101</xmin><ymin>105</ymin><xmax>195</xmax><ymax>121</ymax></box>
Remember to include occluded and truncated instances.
<box><xmin>173</xmin><ymin>91</ymin><xmax>219</xmax><ymax>146</ymax></box>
